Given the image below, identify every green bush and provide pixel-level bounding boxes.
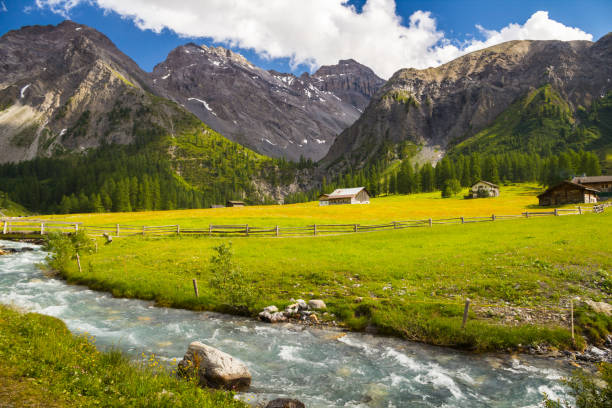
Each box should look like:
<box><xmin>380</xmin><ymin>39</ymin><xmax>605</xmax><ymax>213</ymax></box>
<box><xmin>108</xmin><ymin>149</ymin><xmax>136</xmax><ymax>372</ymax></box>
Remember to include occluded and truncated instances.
<box><xmin>544</xmin><ymin>363</ymin><xmax>612</xmax><ymax>408</ymax></box>
<box><xmin>208</xmin><ymin>243</ymin><xmax>254</xmax><ymax>312</ymax></box>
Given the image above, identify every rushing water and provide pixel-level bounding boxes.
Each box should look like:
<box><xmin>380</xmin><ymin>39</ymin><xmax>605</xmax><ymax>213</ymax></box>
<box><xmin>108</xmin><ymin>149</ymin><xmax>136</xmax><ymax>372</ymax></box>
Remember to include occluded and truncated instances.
<box><xmin>0</xmin><ymin>240</ymin><xmax>573</xmax><ymax>407</ymax></box>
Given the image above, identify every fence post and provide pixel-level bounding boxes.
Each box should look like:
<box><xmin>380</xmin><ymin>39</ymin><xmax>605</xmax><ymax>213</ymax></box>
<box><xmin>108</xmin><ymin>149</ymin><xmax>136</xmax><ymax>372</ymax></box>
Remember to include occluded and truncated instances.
<box><xmin>2</xmin><ymin>221</ymin><xmax>6</xmax><ymax>234</ymax></box>
<box><xmin>76</xmin><ymin>252</ymin><xmax>82</xmax><ymax>274</ymax></box>
<box><xmin>354</xmin><ymin>224</ymin><xmax>358</xmax><ymax>232</ymax></box>
<box><xmin>176</xmin><ymin>225</ymin><xmax>180</xmax><ymax>235</ymax></box>
<box><xmin>524</xmin><ymin>212</ymin><xmax>529</xmax><ymax>218</ymax></box>
<box><xmin>314</xmin><ymin>224</ymin><xmax>317</xmax><ymax>236</ymax></box>
<box><xmin>554</xmin><ymin>208</ymin><xmax>559</xmax><ymax>216</ymax></box>
<box><xmin>275</xmin><ymin>225</ymin><xmax>279</xmax><ymax>237</ymax></box>
<box><xmin>461</xmin><ymin>216</ymin><xmax>464</xmax><ymax>224</ymax></box>
<box><xmin>245</xmin><ymin>224</ymin><xmax>249</xmax><ymax>237</ymax></box>
<box><xmin>393</xmin><ymin>221</ymin><xmax>398</xmax><ymax>229</ymax></box>
<box><xmin>142</xmin><ymin>226</ymin><xmax>146</xmax><ymax>236</ymax></box>
<box><xmin>40</xmin><ymin>223</ymin><xmax>45</xmax><ymax>235</ymax></box>
<box><xmin>116</xmin><ymin>224</ymin><xmax>120</xmax><ymax>237</ymax></box>
<box><xmin>492</xmin><ymin>214</ymin><xmax>496</xmax><ymax>221</ymax></box>
<box><xmin>75</xmin><ymin>224</ymin><xmax>79</xmax><ymax>232</ymax></box>
<box><xmin>578</xmin><ymin>206</ymin><xmax>582</xmax><ymax>215</ymax></box>
<box><xmin>192</xmin><ymin>279</ymin><xmax>199</xmax><ymax>298</ymax></box>
<box><xmin>209</xmin><ymin>225</ymin><xmax>212</xmax><ymax>236</ymax></box>
<box><xmin>428</xmin><ymin>218</ymin><xmax>433</xmax><ymax>227</ymax></box>
<box><xmin>570</xmin><ymin>299</ymin><xmax>574</xmax><ymax>342</ymax></box>
<box><xmin>462</xmin><ymin>299</ymin><xmax>470</xmax><ymax>329</ymax></box>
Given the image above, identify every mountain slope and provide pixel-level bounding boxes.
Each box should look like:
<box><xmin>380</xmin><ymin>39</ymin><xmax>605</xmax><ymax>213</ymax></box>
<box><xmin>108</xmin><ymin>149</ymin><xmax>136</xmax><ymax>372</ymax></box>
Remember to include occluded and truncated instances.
<box><xmin>152</xmin><ymin>44</ymin><xmax>383</xmax><ymax>161</ymax></box>
<box><xmin>0</xmin><ymin>22</ymin><xmax>306</xmax><ymax>212</ymax></box>
<box><xmin>321</xmin><ymin>35</ymin><xmax>612</xmax><ymax>173</ymax></box>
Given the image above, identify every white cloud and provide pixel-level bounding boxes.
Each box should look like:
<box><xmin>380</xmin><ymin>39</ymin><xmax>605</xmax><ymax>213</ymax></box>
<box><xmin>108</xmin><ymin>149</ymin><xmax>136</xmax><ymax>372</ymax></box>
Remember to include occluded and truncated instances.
<box><xmin>1</xmin><ymin>1</ymin><xmax>8</xmax><ymax>12</ymax></box>
<box><xmin>34</xmin><ymin>0</ymin><xmax>593</xmax><ymax>79</ymax></box>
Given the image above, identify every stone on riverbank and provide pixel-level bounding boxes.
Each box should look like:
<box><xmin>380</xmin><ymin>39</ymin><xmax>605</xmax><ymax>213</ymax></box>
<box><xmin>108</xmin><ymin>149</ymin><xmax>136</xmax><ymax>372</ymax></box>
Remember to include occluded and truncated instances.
<box><xmin>178</xmin><ymin>341</ymin><xmax>251</xmax><ymax>391</ymax></box>
<box><xmin>259</xmin><ymin>310</ymin><xmax>287</xmax><ymax>323</ymax></box>
<box><xmin>584</xmin><ymin>300</ymin><xmax>612</xmax><ymax>316</ymax></box>
<box><xmin>308</xmin><ymin>299</ymin><xmax>326</xmax><ymax>310</ymax></box>
<box><xmin>265</xmin><ymin>398</ymin><xmax>306</xmax><ymax>408</ymax></box>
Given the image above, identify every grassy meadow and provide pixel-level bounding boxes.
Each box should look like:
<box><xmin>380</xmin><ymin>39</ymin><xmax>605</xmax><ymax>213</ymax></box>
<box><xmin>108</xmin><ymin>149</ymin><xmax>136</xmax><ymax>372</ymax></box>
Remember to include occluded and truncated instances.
<box><xmin>49</xmin><ymin>190</ymin><xmax>612</xmax><ymax>351</ymax></box>
<box><xmin>0</xmin><ymin>305</ymin><xmax>245</xmax><ymax>407</ymax></box>
<box><xmin>32</xmin><ymin>184</ymin><xmax>554</xmax><ymax>228</ymax></box>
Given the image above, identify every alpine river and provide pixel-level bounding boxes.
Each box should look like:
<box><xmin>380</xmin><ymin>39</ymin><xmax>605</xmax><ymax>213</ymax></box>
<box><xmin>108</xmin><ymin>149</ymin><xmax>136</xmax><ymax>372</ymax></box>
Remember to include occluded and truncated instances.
<box><xmin>0</xmin><ymin>240</ymin><xmax>573</xmax><ymax>407</ymax></box>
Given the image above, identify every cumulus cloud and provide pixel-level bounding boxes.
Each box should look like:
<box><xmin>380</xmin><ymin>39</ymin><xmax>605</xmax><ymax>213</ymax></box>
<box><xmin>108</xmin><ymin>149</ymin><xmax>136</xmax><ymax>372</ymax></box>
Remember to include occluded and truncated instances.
<box><xmin>33</xmin><ymin>0</ymin><xmax>593</xmax><ymax>78</ymax></box>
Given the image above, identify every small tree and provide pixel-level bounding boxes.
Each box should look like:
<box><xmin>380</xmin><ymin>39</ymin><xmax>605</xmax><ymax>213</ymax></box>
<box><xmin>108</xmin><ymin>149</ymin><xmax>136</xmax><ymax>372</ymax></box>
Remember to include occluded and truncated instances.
<box><xmin>441</xmin><ymin>179</ymin><xmax>461</xmax><ymax>198</ymax></box>
<box><xmin>208</xmin><ymin>243</ymin><xmax>253</xmax><ymax>311</ymax></box>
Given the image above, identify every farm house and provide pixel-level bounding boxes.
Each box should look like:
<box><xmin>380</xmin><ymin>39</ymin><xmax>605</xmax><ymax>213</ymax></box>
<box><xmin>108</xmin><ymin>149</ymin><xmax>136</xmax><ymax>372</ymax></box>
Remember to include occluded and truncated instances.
<box><xmin>537</xmin><ymin>181</ymin><xmax>599</xmax><ymax>206</ymax></box>
<box><xmin>571</xmin><ymin>175</ymin><xmax>612</xmax><ymax>199</ymax></box>
<box><xmin>319</xmin><ymin>187</ymin><xmax>370</xmax><ymax>206</ymax></box>
<box><xmin>226</xmin><ymin>200</ymin><xmax>246</xmax><ymax>207</ymax></box>
<box><xmin>470</xmin><ymin>181</ymin><xmax>500</xmax><ymax>198</ymax></box>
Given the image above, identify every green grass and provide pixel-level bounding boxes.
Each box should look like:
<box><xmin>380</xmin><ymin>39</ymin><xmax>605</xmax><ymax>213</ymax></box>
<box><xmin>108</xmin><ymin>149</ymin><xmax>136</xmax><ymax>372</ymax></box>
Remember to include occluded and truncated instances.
<box><xmin>0</xmin><ymin>305</ymin><xmax>245</xmax><ymax>407</ymax></box>
<box><xmin>0</xmin><ymin>191</ymin><xmax>31</xmax><ymax>217</ymax></box>
<box><xmin>51</xmin><ymin>210</ymin><xmax>612</xmax><ymax>352</ymax></box>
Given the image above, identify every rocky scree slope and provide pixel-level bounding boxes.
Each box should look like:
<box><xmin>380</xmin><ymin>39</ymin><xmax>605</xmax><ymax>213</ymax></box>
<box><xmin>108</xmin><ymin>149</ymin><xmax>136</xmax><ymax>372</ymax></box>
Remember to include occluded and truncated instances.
<box><xmin>152</xmin><ymin>44</ymin><xmax>384</xmax><ymax>161</ymax></box>
<box><xmin>321</xmin><ymin>35</ymin><xmax>612</xmax><ymax>173</ymax></box>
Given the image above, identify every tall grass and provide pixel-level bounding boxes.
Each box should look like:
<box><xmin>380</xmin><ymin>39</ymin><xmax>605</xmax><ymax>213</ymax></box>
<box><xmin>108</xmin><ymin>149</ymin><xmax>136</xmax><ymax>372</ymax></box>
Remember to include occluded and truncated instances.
<box><xmin>0</xmin><ymin>305</ymin><xmax>245</xmax><ymax>407</ymax></box>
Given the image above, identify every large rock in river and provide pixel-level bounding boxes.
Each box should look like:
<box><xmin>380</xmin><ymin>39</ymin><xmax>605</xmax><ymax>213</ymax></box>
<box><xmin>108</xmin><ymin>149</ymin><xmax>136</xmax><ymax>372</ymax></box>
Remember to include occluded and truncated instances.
<box><xmin>178</xmin><ymin>341</ymin><xmax>251</xmax><ymax>391</ymax></box>
<box><xmin>265</xmin><ymin>398</ymin><xmax>306</xmax><ymax>408</ymax></box>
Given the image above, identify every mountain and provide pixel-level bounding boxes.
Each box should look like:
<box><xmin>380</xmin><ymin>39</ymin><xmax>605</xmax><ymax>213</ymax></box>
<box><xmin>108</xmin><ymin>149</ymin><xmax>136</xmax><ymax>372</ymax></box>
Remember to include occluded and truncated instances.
<box><xmin>321</xmin><ymin>35</ymin><xmax>612</xmax><ymax>173</ymax></box>
<box><xmin>152</xmin><ymin>44</ymin><xmax>383</xmax><ymax>161</ymax></box>
<box><xmin>0</xmin><ymin>20</ymin><xmax>157</xmax><ymax>163</ymax></box>
<box><xmin>0</xmin><ymin>21</ymin><xmax>307</xmax><ymax>212</ymax></box>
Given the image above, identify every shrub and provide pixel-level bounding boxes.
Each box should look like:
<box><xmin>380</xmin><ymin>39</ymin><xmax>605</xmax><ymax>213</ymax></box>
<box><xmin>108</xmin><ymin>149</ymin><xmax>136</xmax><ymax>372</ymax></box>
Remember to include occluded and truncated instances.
<box><xmin>544</xmin><ymin>363</ymin><xmax>612</xmax><ymax>408</ymax></box>
<box><xmin>208</xmin><ymin>243</ymin><xmax>254</xmax><ymax>311</ymax></box>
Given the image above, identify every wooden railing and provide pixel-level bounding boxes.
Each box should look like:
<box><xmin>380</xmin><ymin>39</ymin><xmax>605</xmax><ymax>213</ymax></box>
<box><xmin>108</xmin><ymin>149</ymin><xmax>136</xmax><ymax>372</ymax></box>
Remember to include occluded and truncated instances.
<box><xmin>0</xmin><ymin>204</ymin><xmax>605</xmax><ymax>239</ymax></box>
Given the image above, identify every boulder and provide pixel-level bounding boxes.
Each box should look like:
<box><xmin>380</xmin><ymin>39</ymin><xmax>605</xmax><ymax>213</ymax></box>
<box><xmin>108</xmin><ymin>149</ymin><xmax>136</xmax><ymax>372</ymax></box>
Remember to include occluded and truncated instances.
<box><xmin>308</xmin><ymin>299</ymin><xmax>326</xmax><ymax>309</ymax></box>
<box><xmin>178</xmin><ymin>341</ymin><xmax>251</xmax><ymax>391</ymax></box>
<box><xmin>259</xmin><ymin>311</ymin><xmax>288</xmax><ymax>323</ymax></box>
<box><xmin>296</xmin><ymin>299</ymin><xmax>308</xmax><ymax>311</ymax></box>
<box><xmin>584</xmin><ymin>300</ymin><xmax>612</xmax><ymax>316</ymax></box>
<box><xmin>264</xmin><ymin>305</ymin><xmax>279</xmax><ymax>314</ymax></box>
<box><xmin>265</xmin><ymin>398</ymin><xmax>306</xmax><ymax>408</ymax></box>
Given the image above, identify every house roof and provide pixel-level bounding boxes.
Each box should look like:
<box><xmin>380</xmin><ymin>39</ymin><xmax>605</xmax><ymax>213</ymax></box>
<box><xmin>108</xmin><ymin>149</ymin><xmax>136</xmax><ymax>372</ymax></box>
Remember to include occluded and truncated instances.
<box><xmin>319</xmin><ymin>187</ymin><xmax>368</xmax><ymax>200</ymax></box>
<box><xmin>227</xmin><ymin>200</ymin><xmax>245</xmax><ymax>204</ymax></box>
<box><xmin>471</xmin><ymin>180</ymin><xmax>499</xmax><ymax>188</ymax></box>
<box><xmin>571</xmin><ymin>176</ymin><xmax>612</xmax><ymax>184</ymax></box>
<box><xmin>537</xmin><ymin>181</ymin><xmax>601</xmax><ymax>198</ymax></box>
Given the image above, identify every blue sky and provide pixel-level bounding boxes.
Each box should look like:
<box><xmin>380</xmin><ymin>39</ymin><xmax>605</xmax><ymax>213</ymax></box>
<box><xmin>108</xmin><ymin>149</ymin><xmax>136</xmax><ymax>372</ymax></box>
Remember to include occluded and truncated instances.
<box><xmin>0</xmin><ymin>0</ymin><xmax>610</xmax><ymax>78</ymax></box>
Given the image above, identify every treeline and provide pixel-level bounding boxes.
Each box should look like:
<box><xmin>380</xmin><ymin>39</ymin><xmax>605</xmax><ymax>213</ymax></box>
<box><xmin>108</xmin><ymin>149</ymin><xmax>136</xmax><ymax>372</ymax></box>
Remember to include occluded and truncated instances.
<box><xmin>0</xmin><ymin>130</ymin><xmax>302</xmax><ymax>214</ymax></box>
<box><xmin>285</xmin><ymin>149</ymin><xmax>601</xmax><ymax>203</ymax></box>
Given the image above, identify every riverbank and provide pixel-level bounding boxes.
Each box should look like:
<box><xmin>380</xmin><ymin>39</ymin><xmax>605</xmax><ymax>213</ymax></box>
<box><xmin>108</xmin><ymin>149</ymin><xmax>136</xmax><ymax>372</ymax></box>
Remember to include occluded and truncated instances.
<box><xmin>45</xmin><ymin>211</ymin><xmax>612</xmax><ymax>353</ymax></box>
<box><xmin>0</xmin><ymin>304</ymin><xmax>245</xmax><ymax>407</ymax></box>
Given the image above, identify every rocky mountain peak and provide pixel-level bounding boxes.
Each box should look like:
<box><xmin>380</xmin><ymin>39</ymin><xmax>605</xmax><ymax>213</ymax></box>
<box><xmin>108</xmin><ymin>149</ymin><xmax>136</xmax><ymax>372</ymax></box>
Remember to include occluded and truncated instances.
<box><xmin>321</xmin><ymin>35</ymin><xmax>612</xmax><ymax>174</ymax></box>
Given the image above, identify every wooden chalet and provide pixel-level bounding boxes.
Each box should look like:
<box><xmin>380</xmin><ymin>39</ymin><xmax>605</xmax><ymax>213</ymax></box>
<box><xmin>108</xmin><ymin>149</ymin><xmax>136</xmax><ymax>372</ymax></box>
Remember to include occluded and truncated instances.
<box><xmin>226</xmin><ymin>200</ymin><xmax>246</xmax><ymax>207</ymax></box>
<box><xmin>470</xmin><ymin>181</ymin><xmax>500</xmax><ymax>198</ymax></box>
<box><xmin>571</xmin><ymin>176</ymin><xmax>612</xmax><ymax>194</ymax></box>
<box><xmin>319</xmin><ymin>187</ymin><xmax>370</xmax><ymax>206</ymax></box>
<box><xmin>537</xmin><ymin>181</ymin><xmax>599</xmax><ymax>206</ymax></box>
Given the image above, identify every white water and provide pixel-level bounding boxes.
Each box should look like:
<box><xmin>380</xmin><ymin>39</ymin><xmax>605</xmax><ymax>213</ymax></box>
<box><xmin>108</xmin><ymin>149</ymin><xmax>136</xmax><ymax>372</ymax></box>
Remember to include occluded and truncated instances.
<box><xmin>0</xmin><ymin>241</ymin><xmax>572</xmax><ymax>407</ymax></box>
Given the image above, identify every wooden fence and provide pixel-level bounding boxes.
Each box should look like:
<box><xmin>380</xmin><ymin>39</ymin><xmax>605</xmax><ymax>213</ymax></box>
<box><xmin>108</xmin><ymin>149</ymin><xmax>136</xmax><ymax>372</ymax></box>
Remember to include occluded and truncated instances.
<box><xmin>0</xmin><ymin>204</ymin><xmax>607</xmax><ymax>239</ymax></box>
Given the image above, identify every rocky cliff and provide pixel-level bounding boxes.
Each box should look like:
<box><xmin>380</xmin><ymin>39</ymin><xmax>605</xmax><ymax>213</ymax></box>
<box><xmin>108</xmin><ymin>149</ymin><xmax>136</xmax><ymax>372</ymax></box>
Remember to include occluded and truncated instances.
<box><xmin>152</xmin><ymin>45</ymin><xmax>383</xmax><ymax>161</ymax></box>
<box><xmin>0</xmin><ymin>21</ymin><xmax>181</xmax><ymax>164</ymax></box>
<box><xmin>321</xmin><ymin>34</ymin><xmax>612</xmax><ymax>173</ymax></box>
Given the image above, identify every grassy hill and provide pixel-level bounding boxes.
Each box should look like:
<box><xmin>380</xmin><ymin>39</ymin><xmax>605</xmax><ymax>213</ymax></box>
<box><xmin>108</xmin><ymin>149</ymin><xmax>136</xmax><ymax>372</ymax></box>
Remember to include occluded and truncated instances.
<box><xmin>450</xmin><ymin>86</ymin><xmax>612</xmax><ymax>163</ymax></box>
<box><xmin>0</xmin><ymin>191</ymin><xmax>30</xmax><ymax>217</ymax></box>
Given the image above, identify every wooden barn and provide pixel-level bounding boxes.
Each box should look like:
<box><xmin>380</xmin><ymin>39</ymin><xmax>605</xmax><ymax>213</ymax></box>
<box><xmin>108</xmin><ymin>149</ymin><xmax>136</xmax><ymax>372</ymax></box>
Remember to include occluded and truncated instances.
<box><xmin>537</xmin><ymin>181</ymin><xmax>599</xmax><ymax>206</ymax></box>
<box><xmin>470</xmin><ymin>181</ymin><xmax>500</xmax><ymax>198</ymax></box>
<box><xmin>319</xmin><ymin>187</ymin><xmax>370</xmax><ymax>206</ymax></box>
<box><xmin>571</xmin><ymin>176</ymin><xmax>612</xmax><ymax>193</ymax></box>
<box><xmin>226</xmin><ymin>200</ymin><xmax>246</xmax><ymax>207</ymax></box>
